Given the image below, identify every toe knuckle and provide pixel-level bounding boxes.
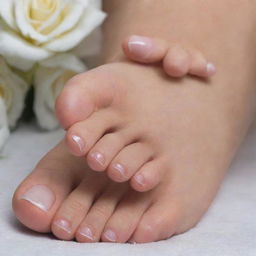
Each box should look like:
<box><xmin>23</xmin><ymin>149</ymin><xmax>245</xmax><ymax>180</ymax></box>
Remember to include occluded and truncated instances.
<box><xmin>93</xmin><ymin>205</ymin><xmax>111</xmax><ymax>220</ymax></box>
<box><xmin>68</xmin><ymin>199</ymin><xmax>86</xmax><ymax>213</ymax></box>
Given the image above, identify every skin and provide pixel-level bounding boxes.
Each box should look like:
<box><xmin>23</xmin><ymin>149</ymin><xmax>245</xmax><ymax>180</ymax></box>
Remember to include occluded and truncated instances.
<box><xmin>12</xmin><ymin>0</ymin><xmax>256</xmax><ymax>243</ymax></box>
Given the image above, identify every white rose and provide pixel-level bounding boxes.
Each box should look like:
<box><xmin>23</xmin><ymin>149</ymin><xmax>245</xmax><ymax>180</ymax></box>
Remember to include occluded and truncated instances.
<box><xmin>33</xmin><ymin>53</ymin><xmax>86</xmax><ymax>130</ymax></box>
<box><xmin>0</xmin><ymin>56</ymin><xmax>29</xmax><ymax>149</ymax></box>
<box><xmin>0</xmin><ymin>98</ymin><xmax>9</xmax><ymax>150</ymax></box>
<box><xmin>0</xmin><ymin>0</ymin><xmax>106</xmax><ymax>71</ymax></box>
<box><xmin>0</xmin><ymin>56</ymin><xmax>29</xmax><ymax>128</ymax></box>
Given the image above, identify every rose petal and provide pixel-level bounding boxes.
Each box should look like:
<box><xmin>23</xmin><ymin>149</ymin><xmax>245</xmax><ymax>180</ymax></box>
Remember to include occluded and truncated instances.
<box><xmin>0</xmin><ymin>98</ymin><xmax>10</xmax><ymax>150</ymax></box>
<box><xmin>43</xmin><ymin>2</ymin><xmax>87</xmax><ymax>41</ymax></box>
<box><xmin>34</xmin><ymin>67</ymin><xmax>63</xmax><ymax>130</ymax></box>
<box><xmin>44</xmin><ymin>6</ymin><xmax>106</xmax><ymax>52</ymax></box>
<box><xmin>6</xmin><ymin>70</ymin><xmax>29</xmax><ymax>128</ymax></box>
<box><xmin>40</xmin><ymin>53</ymin><xmax>86</xmax><ymax>73</ymax></box>
<box><xmin>0</xmin><ymin>57</ymin><xmax>29</xmax><ymax>128</ymax></box>
<box><xmin>0</xmin><ymin>0</ymin><xmax>17</xmax><ymax>30</ymax></box>
<box><xmin>14</xmin><ymin>0</ymin><xmax>51</xmax><ymax>43</ymax></box>
<box><xmin>0</xmin><ymin>29</ymin><xmax>52</xmax><ymax>70</ymax></box>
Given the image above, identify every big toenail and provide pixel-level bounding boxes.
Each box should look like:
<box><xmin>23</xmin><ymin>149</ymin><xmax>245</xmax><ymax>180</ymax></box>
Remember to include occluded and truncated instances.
<box><xmin>134</xmin><ymin>174</ymin><xmax>146</xmax><ymax>186</ymax></box>
<box><xmin>20</xmin><ymin>185</ymin><xmax>55</xmax><ymax>212</ymax></box>
<box><xmin>113</xmin><ymin>163</ymin><xmax>126</xmax><ymax>178</ymax></box>
<box><xmin>104</xmin><ymin>229</ymin><xmax>117</xmax><ymax>242</ymax></box>
<box><xmin>91</xmin><ymin>152</ymin><xmax>105</xmax><ymax>166</ymax></box>
<box><xmin>79</xmin><ymin>226</ymin><xmax>95</xmax><ymax>241</ymax></box>
<box><xmin>72</xmin><ymin>135</ymin><xmax>85</xmax><ymax>154</ymax></box>
<box><xmin>54</xmin><ymin>219</ymin><xmax>72</xmax><ymax>234</ymax></box>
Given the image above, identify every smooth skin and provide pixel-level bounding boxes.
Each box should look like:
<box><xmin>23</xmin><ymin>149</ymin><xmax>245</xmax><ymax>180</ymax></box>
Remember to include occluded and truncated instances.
<box><xmin>13</xmin><ymin>0</ymin><xmax>256</xmax><ymax>243</ymax></box>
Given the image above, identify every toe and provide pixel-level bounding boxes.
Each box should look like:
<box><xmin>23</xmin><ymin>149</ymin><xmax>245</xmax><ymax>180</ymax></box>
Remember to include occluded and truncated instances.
<box><xmin>130</xmin><ymin>158</ymin><xmax>167</xmax><ymax>192</ymax></box>
<box><xmin>123</xmin><ymin>35</ymin><xmax>169</xmax><ymax>63</ymax></box>
<box><xmin>87</xmin><ymin>128</ymin><xmax>136</xmax><ymax>172</ymax></box>
<box><xmin>163</xmin><ymin>45</ymin><xmax>191</xmax><ymax>77</ymax></box>
<box><xmin>76</xmin><ymin>182</ymin><xmax>127</xmax><ymax>243</ymax></box>
<box><xmin>66</xmin><ymin>110</ymin><xmax>120</xmax><ymax>157</ymax></box>
<box><xmin>101</xmin><ymin>190</ymin><xmax>151</xmax><ymax>243</ymax></box>
<box><xmin>188</xmin><ymin>49</ymin><xmax>216</xmax><ymax>78</ymax></box>
<box><xmin>107</xmin><ymin>143</ymin><xmax>153</xmax><ymax>183</ymax></box>
<box><xmin>130</xmin><ymin>200</ymin><xmax>180</xmax><ymax>243</ymax></box>
<box><xmin>12</xmin><ymin>141</ymin><xmax>82</xmax><ymax>233</ymax></box>
<box><xmin>51</xmin><ymin>172</ymin><xmax>108</xmax><ymax>240</ymax></box>
<box><xmin>55</xmin><ymin>67</ymin><xmax>115</xmax><ymax>129</ymax></box>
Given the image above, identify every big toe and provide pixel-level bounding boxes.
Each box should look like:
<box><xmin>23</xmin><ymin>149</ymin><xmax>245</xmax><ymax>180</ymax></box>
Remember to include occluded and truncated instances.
<box><xmin>12</xmin><ymin>141</ymin><xmax>83</xmax><ymax>233</ymax></box>
<box><xmin>55</xmin><ymin>66</ymin><xmax>116</xmax><ymax>129</ymax></box>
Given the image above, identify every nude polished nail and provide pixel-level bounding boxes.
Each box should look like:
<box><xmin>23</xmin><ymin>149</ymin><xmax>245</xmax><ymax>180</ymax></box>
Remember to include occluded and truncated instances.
<box><xmin>72</xmin><ymin>135</ymin><xmax>85</xmax><ymax>154</ymax></box>
<box><xmin>20</xmin><ymin>185</ymin><xmax>55</xmax><ymax>212</ymax></box>
<box><xmin>128</xmin><ymin>35</ymin><xmax>153</xmax><ymax>59</ymax></box>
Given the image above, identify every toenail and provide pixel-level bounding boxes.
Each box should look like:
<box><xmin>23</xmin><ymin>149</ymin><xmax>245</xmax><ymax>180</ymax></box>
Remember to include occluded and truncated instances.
<box><xmin>113</xmin><ymin>163</ymin><xmax>126</xmax><ymax>178</ymax></box>
<box><xmin>72</xmin><ymin>135</ymin><xmax>85</xmax><ymax>154</ymax></box>
<box><xmin>103</xmin><ymin>229</ymin><xmax>117</xmax><ymax>242</ymax></box>
<box><xmin>79</xmin><ymin>226</ymin><xmax>95</xmax><ymax>241</ymax></box>
<box><xmin>20</xmin><ymin>185</ymin><xmax>55</xmax><ymax>212</ymax></box>
<box><xmin>128</xmin><ymin>35</ymin><xmax>153</xmax><ymax>59</ymax></box>
<box><xmin>54</xmin><ymin>219</ymin><xmax>72</xmax><ymax>234</ymax></box>
<box><xmin>134</xmin><ymin>174</ymin><xmax>146</xmax><ymax>186</ymax></box>
<box><xmin>90</xmin><ymin>152</ymin><xmax>105</xmax><ymax>166</ymax></box>
<box><xmin>206</xmin><ymin>63</ymin><xmax>216</xmax><ymax>76</ymax></box>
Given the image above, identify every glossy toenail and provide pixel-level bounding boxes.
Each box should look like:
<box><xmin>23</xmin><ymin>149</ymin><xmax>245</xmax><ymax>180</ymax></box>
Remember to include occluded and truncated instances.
<box><xmin>91</xmin><ymin>152</ymin><xmax>105</xmax><ymax>166</ymax></box>
<box><xmin>20</xmin><ymin>185</ymin><xmax>55</xmax><ymax>212</ymax></box>
<box><xmin>128</xmin><ymin>35</ymin><xmax>153</xmax><ymax>58</ymax></box>
<box><xmin>54</xmin><ymin>219</ymin><xmax>72</xmax><ymax>234</ymax></box>
<box><xmin>206</xmin><ymin>63</ymin><xmax>216</xmax><ymax>76</ymax></box>
<box><xmin>104</xmin><ymin>229</ymin><xmax>117</xmax><ymax>242</ymax></box>
<box><xmin>134</xmin><ymin>174</ymin><xmax>146</xmax><ymax>186</ymax></box>
<box><xmin>72</xmin><ymin>135</ymin><xmax>85</xmax><ymax>154</ymax></box>
<box><xmin>79</xmin><ymin>226</ymin><xmax>95</xmax><ymax>241</ymax></box>
<box><xmin>113</xmin><ymin>163</ymin><xmax>126</xmax><ymax>177</ymax></box>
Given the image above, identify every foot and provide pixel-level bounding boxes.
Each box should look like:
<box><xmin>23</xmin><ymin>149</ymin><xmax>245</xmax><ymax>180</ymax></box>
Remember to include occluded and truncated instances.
<box><xmin>122</xmin><ymin>35</ymin><xmax>216</xmax><ymax>78</ymax></box>
<box><xmin>13</xmin><ymin>57</ymin><xmax>255</xmax><ymax>243</ymax></box>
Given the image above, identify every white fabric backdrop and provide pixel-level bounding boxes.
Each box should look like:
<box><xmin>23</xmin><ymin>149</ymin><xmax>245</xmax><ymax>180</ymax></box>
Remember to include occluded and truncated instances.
<box><xmin>0</xmin><ymin>123</ymin><xmax>256</xmax><ymax>256</ymax></box>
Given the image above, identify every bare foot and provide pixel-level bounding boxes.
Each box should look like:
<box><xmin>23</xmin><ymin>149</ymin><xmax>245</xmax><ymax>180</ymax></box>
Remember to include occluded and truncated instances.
<box><xmin>12</xmin><ymin>0</ymin><xmax>256</xmax><ymax>244</ymax></box>
<box><xmin>13</xmin><ymin>53</ymin><xmax>255</xmax><ymax>243</ymax></box>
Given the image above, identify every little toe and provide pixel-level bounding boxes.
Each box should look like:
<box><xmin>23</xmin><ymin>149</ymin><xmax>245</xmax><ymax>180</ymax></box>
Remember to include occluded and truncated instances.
<box><xmin>130</xmin><ymin>200</ymin><xmax>180</xmax><ymax>243</ymax></box>
<box><xmin>12</xmin><ymin>141</ymin><xmax>83</xmax><ymax>233</ymax></box>
<box><xmin>76</xmin><ymin>182</ymin><xmax>127</xmax><ymax>243</ymax></box>
<box><xmin>123</xmin><ymin>35</ymin><xmax>169</xmax><ymax>63</ymax></box>
<box><xmin>188</xmin><ymin>49</ymin><xmax>216</xmax><ymax>78</ymax></box>
<box><xmin>51</xmin><ymin>172</ymin><xmax>108</xmax><ymax>240</ymax></box>
<box><xmin>107</xmin><ymin>143</ymin><xmax>153</xmax><ymax>183</ymax></box>
<box><xmin>101</xmin><ymin>190</ymin><xmax>152</xmax><ymax>243</ymax></box>
<box><xmin>55</xmin><ymin>67</ymin><xmax>115</xmax><ymax>129</ymax></box>
<box><xmin>130</xmin><ymin>159</ymin><xmax>167</xmax><ymax>192</ymax></box>
<box><xmin>66</xmin><ymin>110</ymin><xmax>119</xmax><ymax>157</ymax></box>
<box><xmin>163</xmin><ymin>45</ymin><xmax>191</xmax><ymax>77</ymax></box>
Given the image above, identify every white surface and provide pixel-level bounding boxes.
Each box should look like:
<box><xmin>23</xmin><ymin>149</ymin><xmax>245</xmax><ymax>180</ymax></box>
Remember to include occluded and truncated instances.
<box><xmin>0</xmin><ymin>123</ymin><xmax>256</xmax><ymax>256</ymax></box>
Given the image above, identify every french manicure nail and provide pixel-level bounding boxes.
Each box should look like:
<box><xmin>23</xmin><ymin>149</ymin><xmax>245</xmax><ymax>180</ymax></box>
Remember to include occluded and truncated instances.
<box><xmin>135</xmin><ymin>174</ymin><xmax>145</xmax><ymax>186</ymax></box>
<box><xmin>91</xmin><ymin>152</ymin><xmax>105</xmax><ymax>166</ymax></box>
<box><xmin>79</xmin><ymin>226</ymin><xmax>95</xmax><ymax>241</ymax></box>
<box><xmin>104</xmin><ymin>229</ymin><xmax>117</xmax><ymax>242</ymax></box>
<box><xmin>206</xmin><ymin>63</ymin><xmax>216</xmax><ymax>76</ymax></box>
<box><xmin>128</xmin><ymin>35</ymin><xmax>153</xmax><ymax>58</ymax></box>
<box><xmin>113</xmin><ymin>163</ymin><xmax>126</xmax><ymax>177</ymax></box>
<box><xmin>20</xmin><ymin>185</ymin><xmax>55</xmax><ymax>212</ymax></box>
<box><xmin>54</xmin><ymin>219</ymin><xmax>72</xmax><ymax>234</ymax></box>
<box><xmin>72</xmin><ymin>135</ymin><xmax>85</xmax><ymax>154</ymax></box>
